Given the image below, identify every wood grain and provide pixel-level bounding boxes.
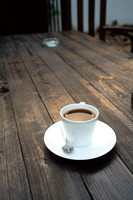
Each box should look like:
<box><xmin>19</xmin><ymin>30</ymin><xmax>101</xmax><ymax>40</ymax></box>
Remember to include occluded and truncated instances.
<box><xmin>13</xmin><ymin>33</ymin><xmax>133</xmax><ymax>171</ymax></box>
<box><xmin>0</xmin><ymin>63</ymin><xmax>31</xmax><ymax>199</ymax></box>
<box><xmin>1</xmin><ymin>31</ymin><xmax>133</xmax><ymax>200</ymax></box>
<box><xmin>1</xmin><ymin>36</ymin><xmax>91</xmax><ymax>200</ymax></box>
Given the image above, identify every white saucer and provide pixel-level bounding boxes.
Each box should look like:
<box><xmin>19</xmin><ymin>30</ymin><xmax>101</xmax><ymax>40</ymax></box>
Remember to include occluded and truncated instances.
<box><xmin>44</xmin><ymin>120</ymin><xmax>116</xmax><ymax>160</ymax></box>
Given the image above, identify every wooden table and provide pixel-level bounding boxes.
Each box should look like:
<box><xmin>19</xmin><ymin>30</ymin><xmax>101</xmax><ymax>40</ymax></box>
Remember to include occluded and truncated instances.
<box><xmin>0</xmin><ymin>31</ymin><xmax>133</xmax><ymax>200</ymax></box>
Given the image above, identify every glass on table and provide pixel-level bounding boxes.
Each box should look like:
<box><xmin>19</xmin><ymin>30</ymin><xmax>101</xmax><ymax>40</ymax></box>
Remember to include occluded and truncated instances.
<box><xmin>42</xmin><ymin>37</ymin><xmax>59</xmax><ymax>47</ymax></box>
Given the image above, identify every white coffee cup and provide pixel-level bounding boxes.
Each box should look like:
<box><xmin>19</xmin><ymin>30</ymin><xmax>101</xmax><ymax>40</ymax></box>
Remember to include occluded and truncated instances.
<box><xmin>60</xmin><ymin>102</ymin><xmax>99</xmax><ymax>147</ymax></box>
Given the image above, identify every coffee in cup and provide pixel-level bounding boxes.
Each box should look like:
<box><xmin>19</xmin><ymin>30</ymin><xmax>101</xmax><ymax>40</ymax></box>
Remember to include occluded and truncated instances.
<box><xmin>63</xmin><ymin>108</ymin><xmax>96</xmax><ymax>121</ymax></box>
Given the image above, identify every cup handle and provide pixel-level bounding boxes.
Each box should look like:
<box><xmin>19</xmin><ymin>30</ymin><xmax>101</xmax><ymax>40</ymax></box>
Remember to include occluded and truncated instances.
<box><xmin>79</xmin><ymin>102</ymin><xmax>86</xmax><ymax>104</ymax></box>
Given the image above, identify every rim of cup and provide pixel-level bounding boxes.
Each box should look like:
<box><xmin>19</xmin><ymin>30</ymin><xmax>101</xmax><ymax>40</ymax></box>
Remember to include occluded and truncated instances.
<box><xmin>60</xmin><ymin>103</ymin><xmax>99</xmax><ymax>124</ymax></box>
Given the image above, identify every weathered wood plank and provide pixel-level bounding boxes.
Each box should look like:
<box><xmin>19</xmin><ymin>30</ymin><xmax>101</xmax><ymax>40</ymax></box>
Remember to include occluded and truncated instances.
<box><xmin>0</xmin><ymin>63</ymin><xmax>31</xmax><ymax>199</ymax></box>
<box><xmin>58</xmin><ymin>37</ymin><xmax>132</xmax><ymax>120</ymax></box>
<box><xmin>39</xmin><ymin>32</ymin><xmax>133</xmax><ymax>121</ymax></box>
<box><xmin>11</xmin><ymin>34</ymin><xmax>133</xmax><ymax>199</ymax></box>
<box><xmin>63</xmin><ymin>30</ymin><xmax>133</xmax><ymax>70</ymax></box>
<box><xmin>0</xmin><ymin>36</ymin><xmax>22</xmax><ymax>64</ymax></box>
<box><xmin>29</xmin><ymin>34</ymin><xmax>132</xmax><ymax>118</ymax></box>
<box><xmin>1</xmin><ymin>37</ymin><xmax>91</xmax><ymax>200</ymax></box>
<box><xmin>23</xmin><ymin>34</ymin><xmax>133</xmax><ymax>172</ymax></box>
<box><xmin>64</xmin><ymin>30</ymin><xmax>133</xmax><ymax>59</ymax></box>
<box><xmin>79</xmin><ymin>154</ymin><xmax>133</xmax><ymax>200</ymax></box>
<box><xmin>48</xmin><ymin>31</ymin><xmax>133</xmax><ymax>87</ymax></box>
<box><xmin>37</xmin><ymin>31</ymin><xmax>133</xmax><ymax>90</ymax></box>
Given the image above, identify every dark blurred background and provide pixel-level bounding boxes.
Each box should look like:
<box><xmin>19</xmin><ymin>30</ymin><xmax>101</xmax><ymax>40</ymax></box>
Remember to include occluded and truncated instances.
<box><xmin>0</xmin><ymin>0</ymin><xmax>48</xmax><ymax>35</ymax></box>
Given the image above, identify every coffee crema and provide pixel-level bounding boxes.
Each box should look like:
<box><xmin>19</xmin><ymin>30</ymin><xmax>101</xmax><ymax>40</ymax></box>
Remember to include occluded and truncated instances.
<box><xmin>63</xmin><ymin>109</ymin><xmax>96</xmax><ymax>122</ymax></box>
